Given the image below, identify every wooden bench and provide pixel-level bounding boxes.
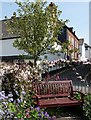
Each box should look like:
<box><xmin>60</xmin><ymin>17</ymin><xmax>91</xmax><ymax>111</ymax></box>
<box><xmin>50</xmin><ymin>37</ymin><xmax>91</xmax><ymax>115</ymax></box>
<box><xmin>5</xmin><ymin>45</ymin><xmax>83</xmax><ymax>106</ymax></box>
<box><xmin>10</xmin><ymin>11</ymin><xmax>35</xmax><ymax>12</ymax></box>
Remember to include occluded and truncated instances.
<box><xmin>32</xmin><ymin>80</ymin><xmax>85</xmax><ymax>108</ymax></box>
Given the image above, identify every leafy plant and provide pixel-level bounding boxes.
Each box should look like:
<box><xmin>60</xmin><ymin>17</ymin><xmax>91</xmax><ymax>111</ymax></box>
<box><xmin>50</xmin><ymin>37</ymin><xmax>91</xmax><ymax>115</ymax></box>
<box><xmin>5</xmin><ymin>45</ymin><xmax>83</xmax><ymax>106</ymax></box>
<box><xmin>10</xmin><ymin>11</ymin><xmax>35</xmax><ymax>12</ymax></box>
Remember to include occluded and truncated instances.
<box><xmin>46</xmin><ymin>107</ymin><xmax>63</xmax><ymax>117</ymax></box>
<box><xmin>0</xmin><ymin>91</ymin><xmax>15</xmax><ymax>119</ymax></box>
<box><xmin>0</xmin><ymin>90</ymin><xmax>55</xmax><ymax>120</ymax></box>
<box><xmin>5</xmin><ymin>0</ymin><xmax>67</xmax><ymax>67</ymax></box>
<box><xmin>73</xmin><ymin>92</ymin><xmax>81</xmax><ymax>100</ymax></box>
<box><xmin>83</xmin><ymin>94</ymin><xmax>91</xmax><ymax>120</ymax></box>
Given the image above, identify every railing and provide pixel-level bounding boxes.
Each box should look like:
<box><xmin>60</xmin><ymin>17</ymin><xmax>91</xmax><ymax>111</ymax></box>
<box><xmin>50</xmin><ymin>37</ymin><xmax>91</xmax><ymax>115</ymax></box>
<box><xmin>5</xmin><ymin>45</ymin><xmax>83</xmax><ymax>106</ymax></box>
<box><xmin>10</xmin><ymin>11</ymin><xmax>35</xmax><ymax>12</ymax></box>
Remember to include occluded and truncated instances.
<box><xmin>73</xmin><ymin>82</ymin><xmax>91</xmax><ymax>94</ymax></box>
<box><xmin>43</xmin><ymin>73</ymin><xmax>91</xmax><ymax>94</ymax></box>
<box><xmin>42</xmin><ymin>60</ymin><xmax>70</xmax><ymax>74</ymax></box>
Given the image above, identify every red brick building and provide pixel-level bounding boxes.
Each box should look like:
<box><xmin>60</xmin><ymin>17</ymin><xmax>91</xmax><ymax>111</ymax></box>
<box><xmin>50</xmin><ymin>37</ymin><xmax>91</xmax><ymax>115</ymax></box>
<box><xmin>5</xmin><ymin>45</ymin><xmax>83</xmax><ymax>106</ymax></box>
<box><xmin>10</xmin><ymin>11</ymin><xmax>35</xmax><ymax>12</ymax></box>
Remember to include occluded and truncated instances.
<box><xmin>58</xmin><ymin>26</ymin><xmax>79</xmax><ymax>60</ymax></box>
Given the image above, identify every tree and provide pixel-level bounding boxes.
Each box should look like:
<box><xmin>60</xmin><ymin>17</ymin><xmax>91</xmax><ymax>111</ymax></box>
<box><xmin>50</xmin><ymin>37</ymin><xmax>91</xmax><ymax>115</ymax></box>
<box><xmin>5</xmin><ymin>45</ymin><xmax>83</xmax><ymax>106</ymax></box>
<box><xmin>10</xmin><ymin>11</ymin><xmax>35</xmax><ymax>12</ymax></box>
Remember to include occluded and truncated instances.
<box><xmin>5</xmin><ymin>0</ymin><xmax>67</xmax><ymax>66</ymax></box>
<box><xmin>61</xmin><ymin>40</ymin><xmax>74</xmax><ymax>60</ymax></box>
<box><xmin>61</xmin><ymin>41</ymin><xmax>70</xmax><ymax>53</ymax></box>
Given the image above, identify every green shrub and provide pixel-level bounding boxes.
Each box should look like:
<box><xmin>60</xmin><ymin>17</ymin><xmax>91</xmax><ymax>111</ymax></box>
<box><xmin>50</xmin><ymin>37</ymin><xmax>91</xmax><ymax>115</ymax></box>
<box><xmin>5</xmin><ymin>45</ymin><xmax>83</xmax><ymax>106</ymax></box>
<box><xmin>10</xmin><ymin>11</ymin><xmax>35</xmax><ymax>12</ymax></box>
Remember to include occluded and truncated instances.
<box><xmin>83</xmin><ymin>94</ymin><xmax>91</xmax><ymax>120</ymax></box>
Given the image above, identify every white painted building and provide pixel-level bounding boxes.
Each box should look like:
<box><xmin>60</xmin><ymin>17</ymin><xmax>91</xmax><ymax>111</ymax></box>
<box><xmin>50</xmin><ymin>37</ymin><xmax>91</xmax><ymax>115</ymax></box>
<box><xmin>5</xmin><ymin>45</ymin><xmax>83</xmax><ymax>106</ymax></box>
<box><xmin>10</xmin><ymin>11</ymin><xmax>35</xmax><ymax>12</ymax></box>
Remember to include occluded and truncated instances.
<box><xmin>79</xmin><ymin>38</ymin><xmax>86</xmax><ymax>61</ymax></box>
<box><xmin>0</xmin><ymin>38</ymin><xmax>65</xmax><ymax>62</ymax></box>
<box><xmin>0</xmin><ymin>20</ymin><xmax>65</xmax><ymax>62</ymax></box>
<box><xmin>1</xmin><ymin>39</ymin><xmax>26</xmax><ymax>57</ymax></box>
<box><xmin>0</xmin><ymin>19</ymin><xmax>84</xmax><ymax>62</ymax></box>
<box><xmin>84</xmin><ymin>43</ymin><xmax>90</xmax><ymax>61</ymax></box>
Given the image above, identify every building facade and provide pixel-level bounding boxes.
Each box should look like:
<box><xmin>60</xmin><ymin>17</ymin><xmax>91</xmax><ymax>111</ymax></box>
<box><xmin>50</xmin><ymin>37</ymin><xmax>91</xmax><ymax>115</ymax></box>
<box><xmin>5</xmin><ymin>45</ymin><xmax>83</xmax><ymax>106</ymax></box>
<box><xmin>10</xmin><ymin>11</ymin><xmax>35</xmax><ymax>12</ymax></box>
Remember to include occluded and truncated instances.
<box><xmin>58</xmin><ymin>26</ymin><xmax>79</xmax><ymax>60</ymax></box>
<box><xmin>0</xmin><ymin>20</ymin><xmax>80</xmax><ymax>62</ymax></box>
<box><xmin>0</xmin><ymin>20</ymin><xmax>27</xmax><ymax>62</ymax></box>
<box><xmin>85</xmin><ymin>43</ymin><xmax>91</xmax><ymax>61</ymax></box>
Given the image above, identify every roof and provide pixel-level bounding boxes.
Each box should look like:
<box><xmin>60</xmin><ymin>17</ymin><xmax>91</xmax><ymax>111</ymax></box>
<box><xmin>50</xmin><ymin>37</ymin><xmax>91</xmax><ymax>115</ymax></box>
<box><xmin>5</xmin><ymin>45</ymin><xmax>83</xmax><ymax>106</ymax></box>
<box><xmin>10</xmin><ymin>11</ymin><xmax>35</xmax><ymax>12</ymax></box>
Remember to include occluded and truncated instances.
<box><xmin>0</xmin><ymin>19</ymin><xmax>79</xmax><ymax>41</ymax></box>
<box><xmin>79</xmin><ymin>38</ymin><xmax>84</xmax><ymax>45</ymax></box>
<box><xmin>0</xmin><ymin>19</ymin><xmax>18</xmax><ymax>40</ymax></box>
<box><xmin>64</xmin><ymin>25</ymin><xmax>79</xmax><ymax>41</ymax></box>
<box><xmin>84</xmin><ymin>43</ymin><xmax>91</xmax><ymax>48</ymax></box>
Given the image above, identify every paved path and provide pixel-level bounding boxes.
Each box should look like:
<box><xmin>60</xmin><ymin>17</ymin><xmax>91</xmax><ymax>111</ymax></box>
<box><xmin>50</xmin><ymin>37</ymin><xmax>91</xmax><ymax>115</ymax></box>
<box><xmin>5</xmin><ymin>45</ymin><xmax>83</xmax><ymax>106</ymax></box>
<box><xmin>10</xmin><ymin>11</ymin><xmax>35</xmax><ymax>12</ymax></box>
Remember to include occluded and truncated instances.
<box><xmin>56</xmin><ymin>117</ymin><xmax>83</xmax><ymax>120</ymax></box>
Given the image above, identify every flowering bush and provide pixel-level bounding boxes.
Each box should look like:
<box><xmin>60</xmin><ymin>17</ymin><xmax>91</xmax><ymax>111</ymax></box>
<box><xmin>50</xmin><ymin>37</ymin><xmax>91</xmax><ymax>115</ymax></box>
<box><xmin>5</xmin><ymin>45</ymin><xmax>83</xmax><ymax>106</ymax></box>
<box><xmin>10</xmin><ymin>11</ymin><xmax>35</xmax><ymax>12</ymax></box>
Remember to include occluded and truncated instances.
<box><xmin>0</xmin><ymin>62</ymin><xmax>41</xmax><ymax>98</ymax></box>
<box><xmin>0</xmin><ymin>91</ymin><xmax>15</xmax><ymax>119</ymax></box>
<box><xmin>42</xmin><ymin>58</ymin><xmax>65</xmax><ymax>73</ymax></box>
<box><xmin>0</xmin><ymin>62</ymin><xmax>56</xmax><ymax>119</ymax></box>
<box><xmin>0</xmin><ymin>61</ymin><xmax>57</xmax><ymax>119</ymax></box>
<box><xmin>0</xmin><ymin>90</ymin><xmax>56</xmax><ymax>120</ymax></box>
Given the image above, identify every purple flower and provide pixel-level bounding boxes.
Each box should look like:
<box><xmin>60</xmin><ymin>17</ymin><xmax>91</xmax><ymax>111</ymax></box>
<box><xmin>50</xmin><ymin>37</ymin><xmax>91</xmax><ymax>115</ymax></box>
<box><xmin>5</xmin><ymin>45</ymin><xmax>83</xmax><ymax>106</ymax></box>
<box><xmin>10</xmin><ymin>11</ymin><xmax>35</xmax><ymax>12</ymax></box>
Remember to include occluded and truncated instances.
<box><xmin>52</xmin><ymin>116</ymin><xmax>56</xmax><ymax>119</ymax></box>
<box><xmin>21</xmin><ymin>91</ymin><xmax>26</xmax><ymax>96</ymax></box>
<box><xmin>35</xmin><ymin>107</ymin><xmax>40</xmax><ymax>111</ymax></box>
<box><xmin>17</xmin><ymin>98</ymin><xmax>21</xmax><ymax>103</ymax></box>
<box><xmin>48</xmin><ymin>117</ymin><xmax>52</xmax><ymax>120</ymax></box>
<box><xmin>2</xmin><ymin>102</ymin><xmax>7</xmax><ymax>105</ymax></box>
<box><xmin>9</xmin><ymin>98</ymin><xmax>13</xmax><ymax>102</ymax></box>
<box><xmin>1</xmin><ymin>91</ymin><xmax>5</xmax><ymax>95</ymax></box>
<box><xmin>31</xmin><ymin>106</ymin><xmax>34</xmax><ymax>110</ymax></box>
<box><xmin>5</xmin><ymin>96</ymin><xmax>8</xmax><ymax>99</ymax></box>
<box><xmin>0</xmin><ymin>96</ymin><xmax>5</xmax><ymax>100</ymax></box>
<box><xmin>8</xmin><ymin>93</ymin><xmax>13</xmax><ymax>97</ymax></box>
<box><xmin>41</xmin><ymin>111</ymin><xmax>44</xmax><ymax>115</ymax></box>
<box><xmin>38</xmin><ymin>113</ymin><xmax>41</xmax><ymax>118</ymax></box>
<box><xmin>44</xmin><ymin>112</ymin><xmax>49</xmax><ymax>118</ymax></box>
<box><xmin>0</xmin><ymin>109</ymin><xmax>5</xmax><ymax>115</ymax></box>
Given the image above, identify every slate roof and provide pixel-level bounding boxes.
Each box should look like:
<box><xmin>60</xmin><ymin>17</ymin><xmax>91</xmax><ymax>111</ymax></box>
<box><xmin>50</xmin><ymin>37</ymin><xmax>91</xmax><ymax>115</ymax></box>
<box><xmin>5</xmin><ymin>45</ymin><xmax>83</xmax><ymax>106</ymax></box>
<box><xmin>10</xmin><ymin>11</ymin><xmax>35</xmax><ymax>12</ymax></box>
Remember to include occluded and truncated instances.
<box><xmin>0</xmin><ymin>20</ymin><xmax>18</xmax><ymax>40</ymax></box>
<box><xmin>0</xmin><ymin>19</ymin><xmax>79</xmax><ymax>41</ymax></box>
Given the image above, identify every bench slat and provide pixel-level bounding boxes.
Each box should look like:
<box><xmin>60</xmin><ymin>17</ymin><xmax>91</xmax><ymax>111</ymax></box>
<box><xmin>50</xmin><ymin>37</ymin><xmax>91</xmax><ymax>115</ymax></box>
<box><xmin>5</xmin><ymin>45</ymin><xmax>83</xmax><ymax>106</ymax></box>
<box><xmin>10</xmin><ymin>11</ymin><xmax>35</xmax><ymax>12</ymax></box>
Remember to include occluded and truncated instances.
<box><xmin>32</xmin><ymin>80</ymin><xmax>84</xmax><ymax>108</ymax></box>
<box><xmin>38</xmin><ymin>97</ymin><xmax>82</xmax><ymax>108</ymax></box>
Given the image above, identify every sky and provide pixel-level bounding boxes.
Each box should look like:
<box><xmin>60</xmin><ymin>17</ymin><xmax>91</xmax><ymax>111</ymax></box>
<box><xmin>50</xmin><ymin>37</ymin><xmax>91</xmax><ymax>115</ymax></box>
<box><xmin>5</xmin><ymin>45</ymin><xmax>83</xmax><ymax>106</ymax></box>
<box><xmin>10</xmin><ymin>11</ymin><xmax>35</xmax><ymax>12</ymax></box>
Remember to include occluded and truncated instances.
<box><xmin>0</xmin><ymin>0</ymin><xmax>90</xmax><ymax>45</ymax></box>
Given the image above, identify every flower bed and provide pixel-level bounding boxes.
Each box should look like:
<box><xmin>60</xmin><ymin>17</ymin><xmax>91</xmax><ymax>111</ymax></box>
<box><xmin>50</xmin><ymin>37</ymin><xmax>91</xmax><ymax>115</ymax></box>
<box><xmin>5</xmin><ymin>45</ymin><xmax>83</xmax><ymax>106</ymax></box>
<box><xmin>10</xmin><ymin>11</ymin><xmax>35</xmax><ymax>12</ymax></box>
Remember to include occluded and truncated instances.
<box><xmin>0</xmin><ymin>62</ymin><xmax>57</xmax><ymax>119</ymax></box>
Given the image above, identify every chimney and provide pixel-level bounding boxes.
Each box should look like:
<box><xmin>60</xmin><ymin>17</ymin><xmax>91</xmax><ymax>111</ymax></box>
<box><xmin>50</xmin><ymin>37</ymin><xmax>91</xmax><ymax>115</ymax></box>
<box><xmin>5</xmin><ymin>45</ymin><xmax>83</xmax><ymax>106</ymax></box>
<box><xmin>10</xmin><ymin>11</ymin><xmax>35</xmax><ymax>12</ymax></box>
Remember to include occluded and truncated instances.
<box><xmin>69</xmin><ymin>27</ymin><xmax>73</xmax><ymax>32</ymax></box>
<box><xmin>79</xmin><ymin>38</ymin><xmax>84</xmax><ymax>45</ymax></box>
<box><xmin>49</xmin><ymin>2</ymin><xmax>55</xmax><ymax>7</ymax></box>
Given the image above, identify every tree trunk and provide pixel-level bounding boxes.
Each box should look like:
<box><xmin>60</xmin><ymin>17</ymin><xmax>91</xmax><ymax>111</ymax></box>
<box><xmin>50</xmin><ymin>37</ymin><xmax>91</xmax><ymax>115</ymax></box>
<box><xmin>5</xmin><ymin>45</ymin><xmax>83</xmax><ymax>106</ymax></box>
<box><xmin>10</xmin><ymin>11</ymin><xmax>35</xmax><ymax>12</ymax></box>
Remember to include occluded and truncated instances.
<box><xmin>34</xmin><ymin>58</ymin><xmax>37</xmax><ymax>67</ymax></box>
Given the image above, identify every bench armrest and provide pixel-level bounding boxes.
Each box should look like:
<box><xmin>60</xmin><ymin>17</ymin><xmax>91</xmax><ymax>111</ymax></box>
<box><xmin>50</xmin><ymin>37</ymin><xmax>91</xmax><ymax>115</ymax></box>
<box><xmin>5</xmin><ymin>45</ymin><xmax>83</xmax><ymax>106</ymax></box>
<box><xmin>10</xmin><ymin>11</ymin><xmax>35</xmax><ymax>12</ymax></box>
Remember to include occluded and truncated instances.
<box><xmin>34</xmin><ymin>94</ymin><xmax>41</xmax><ymax>99</ymax></box>
<box><xmin>33</xmin><ymin>94</ymin><xmax>41</xmax><ymax>106</ymax></box>
<box><xmin>73</xmin><ymin>91</ymin><xmax>85</xmax><ymax>103</ymax></box>
<box><xmin>73</xmin><ymin>90</ymin><xmax>85</xmax><ymax>95</ymax></box>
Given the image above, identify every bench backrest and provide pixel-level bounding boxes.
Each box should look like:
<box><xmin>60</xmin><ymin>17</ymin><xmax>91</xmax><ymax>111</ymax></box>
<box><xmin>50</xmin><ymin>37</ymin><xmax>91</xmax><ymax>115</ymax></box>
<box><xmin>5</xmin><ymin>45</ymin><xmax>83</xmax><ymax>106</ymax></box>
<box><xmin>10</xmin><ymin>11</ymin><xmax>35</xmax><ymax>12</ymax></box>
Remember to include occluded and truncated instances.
<box><xmin>33</xmin><ymin>80</ymin><xmax>73</xmax><ymax>98</ymax></box>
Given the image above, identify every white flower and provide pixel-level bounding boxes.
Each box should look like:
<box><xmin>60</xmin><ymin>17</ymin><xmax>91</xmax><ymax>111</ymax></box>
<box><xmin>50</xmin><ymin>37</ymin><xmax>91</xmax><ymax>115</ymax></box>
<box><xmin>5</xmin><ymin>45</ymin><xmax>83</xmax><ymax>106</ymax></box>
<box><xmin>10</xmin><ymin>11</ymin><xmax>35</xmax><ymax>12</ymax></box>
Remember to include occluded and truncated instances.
<box><xmin>0</xmin><ymin>109</ymin><xmax>5</xmax><ymax>115</ymax></box>
<box><xmin>2</xmin><ymin>102</ymin><xmax>7</xmax><ymax>105</ymax></box>
<box><xmin>9</xmin><ymin>98</ymin><xmax>13</xmax><ymax>102</ymax></box>
<box><xmin>17</xmin><ymin>99</ymin><xmax>21</xmax><ymax>103</ymax></box>
<box><xmin>8</xmin><ymin>93</ymin><xmax>13</xmax><ymax>97</ymax></box>
<box><xmin>21</xmin><ymin>91</ymin><xmax>26</xmax><ymax>96</ymax></box>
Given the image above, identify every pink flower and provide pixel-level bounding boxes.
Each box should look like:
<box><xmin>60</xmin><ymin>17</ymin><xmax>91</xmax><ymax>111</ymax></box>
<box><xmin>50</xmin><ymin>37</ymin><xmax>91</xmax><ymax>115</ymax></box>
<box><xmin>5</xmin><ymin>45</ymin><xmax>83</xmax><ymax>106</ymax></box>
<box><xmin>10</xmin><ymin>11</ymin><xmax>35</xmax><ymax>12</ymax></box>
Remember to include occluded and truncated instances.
<box><xmin>26</xmin><ymin>112</ymin><xmax>30</xmax><ymax>118</ymax></box>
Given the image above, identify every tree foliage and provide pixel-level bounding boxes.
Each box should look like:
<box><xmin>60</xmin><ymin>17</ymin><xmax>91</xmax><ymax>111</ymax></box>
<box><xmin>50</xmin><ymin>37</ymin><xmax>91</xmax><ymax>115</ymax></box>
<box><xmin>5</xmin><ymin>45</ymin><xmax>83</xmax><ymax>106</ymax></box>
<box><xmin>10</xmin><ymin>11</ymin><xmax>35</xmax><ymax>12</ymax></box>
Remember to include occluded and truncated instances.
<box><xmin>5</xmin><ymin>0</ymin><xmax>67</xmax><ymax>66</ymax></box>
<box><xmin>61</xmin><ymin>40</ymin><xmax>70</xmax><ymax>53</ymax></box>
<box><xmin>61</xmin><ymin>40</ymin><xmax>77</xmax><ymax>59</ymax></box>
